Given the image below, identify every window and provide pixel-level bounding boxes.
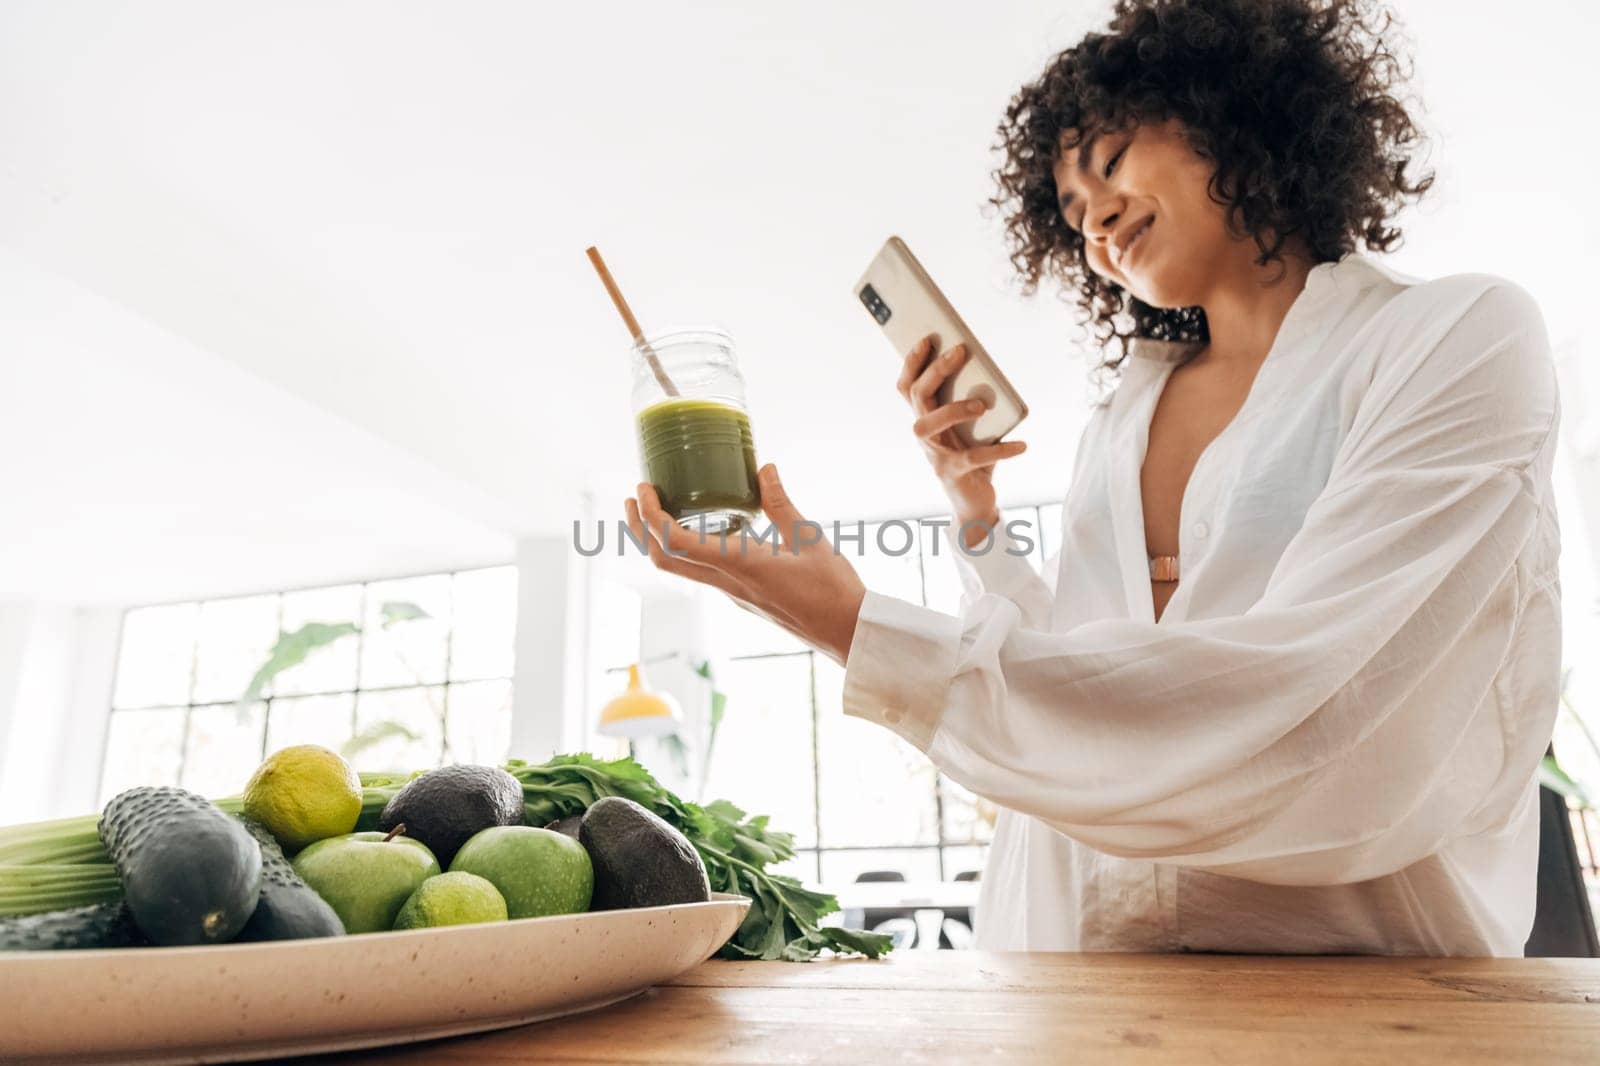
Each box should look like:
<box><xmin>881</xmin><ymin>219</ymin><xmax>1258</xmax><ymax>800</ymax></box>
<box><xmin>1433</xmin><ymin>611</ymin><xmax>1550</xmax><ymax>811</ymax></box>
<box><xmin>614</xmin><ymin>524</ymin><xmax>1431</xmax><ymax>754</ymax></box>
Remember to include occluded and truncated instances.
<box><xmin>600</xmin><ymin>505</ymin><xmax>1061</xmax><ymax>889</ymax></box>
<box><xmin>1551</xmin><ymin>445</ymin><xmax>1600</xmax><ymax>920</ymax></box>
<box><xmin>99</xmin><ymin>565</ymin><xmax>518</xmax><ymax>802</ymax></box>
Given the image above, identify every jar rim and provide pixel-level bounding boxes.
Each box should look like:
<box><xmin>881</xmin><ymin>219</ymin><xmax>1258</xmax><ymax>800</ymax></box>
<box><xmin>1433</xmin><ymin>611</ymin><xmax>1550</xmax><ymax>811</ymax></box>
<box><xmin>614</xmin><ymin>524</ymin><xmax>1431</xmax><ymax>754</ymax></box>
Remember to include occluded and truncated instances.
<box><xmin>630</xmin><ymin>327</ymin><xmax>733</xmax><ymax>352</ymax></box>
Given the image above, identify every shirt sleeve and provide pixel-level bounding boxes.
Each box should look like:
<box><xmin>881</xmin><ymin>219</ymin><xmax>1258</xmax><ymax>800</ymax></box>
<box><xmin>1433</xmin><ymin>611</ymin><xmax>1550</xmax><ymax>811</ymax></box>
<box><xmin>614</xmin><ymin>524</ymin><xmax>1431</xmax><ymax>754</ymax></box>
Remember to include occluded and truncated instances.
<box><xmin>840</xmin><ymin>280</ymin><xmax>1561</xmax><ymax>887</ymax></box>
<box><xmin>939</xmin><ymin>413</ymin><xmax>1100</xmax><ymax>625</ymax></box>
<box><xmin>944</xmin><ymin>517</ymin><xmax>1055</xmax><ymax>628</ymax></box>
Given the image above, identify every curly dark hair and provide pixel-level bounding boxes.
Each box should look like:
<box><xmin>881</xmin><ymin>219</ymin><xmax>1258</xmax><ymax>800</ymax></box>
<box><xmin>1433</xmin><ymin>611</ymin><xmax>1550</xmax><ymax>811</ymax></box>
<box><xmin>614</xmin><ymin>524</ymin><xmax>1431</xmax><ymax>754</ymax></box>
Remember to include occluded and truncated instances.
<box><xmin>990</xmin><ymin>0</ymin><xmax>1434</xmax><ymax>381</ymax></box>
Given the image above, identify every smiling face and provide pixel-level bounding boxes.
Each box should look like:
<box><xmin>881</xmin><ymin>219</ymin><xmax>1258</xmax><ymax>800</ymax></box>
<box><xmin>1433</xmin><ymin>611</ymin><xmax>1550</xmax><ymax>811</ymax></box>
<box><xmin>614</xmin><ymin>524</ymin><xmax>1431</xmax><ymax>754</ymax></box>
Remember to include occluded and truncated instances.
<box><xmin>1052</xmin><ymin>116</ymin><xmax>1250</xmax><ymax>309</ymax></box>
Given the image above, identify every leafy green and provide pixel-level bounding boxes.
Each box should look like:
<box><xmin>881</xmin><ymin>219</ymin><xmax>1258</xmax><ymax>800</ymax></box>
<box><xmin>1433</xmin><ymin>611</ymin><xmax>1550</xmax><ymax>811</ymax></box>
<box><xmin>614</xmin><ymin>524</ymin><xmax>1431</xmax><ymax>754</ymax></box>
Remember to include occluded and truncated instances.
<box><xmin>506</xmin><ymin>754</ymin><xmax>892</xmax><ymax>961</ymax></box>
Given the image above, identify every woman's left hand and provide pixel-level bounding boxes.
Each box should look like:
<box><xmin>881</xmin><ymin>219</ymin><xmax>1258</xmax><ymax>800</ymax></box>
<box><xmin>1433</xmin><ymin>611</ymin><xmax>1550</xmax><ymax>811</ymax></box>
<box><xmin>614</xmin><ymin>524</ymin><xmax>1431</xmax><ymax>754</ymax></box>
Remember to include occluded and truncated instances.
<box><xmin>623</xmin><ymin>463</ymin><xmax>867</xmax><ymax>665</ymax></box>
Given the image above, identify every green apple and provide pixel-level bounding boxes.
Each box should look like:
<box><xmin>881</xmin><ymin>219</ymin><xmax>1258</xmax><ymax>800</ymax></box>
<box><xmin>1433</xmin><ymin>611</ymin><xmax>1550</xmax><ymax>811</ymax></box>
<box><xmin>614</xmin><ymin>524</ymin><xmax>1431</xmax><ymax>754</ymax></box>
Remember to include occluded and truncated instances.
<box><xmin>450</xmin><ymin>826</ymin><xmax>593</xmax><ymax>919</ymax></box>
<box><xmin>291</xmin><ymin>829</ymin><xmax>440</xmax><ymax>933</ymax></box>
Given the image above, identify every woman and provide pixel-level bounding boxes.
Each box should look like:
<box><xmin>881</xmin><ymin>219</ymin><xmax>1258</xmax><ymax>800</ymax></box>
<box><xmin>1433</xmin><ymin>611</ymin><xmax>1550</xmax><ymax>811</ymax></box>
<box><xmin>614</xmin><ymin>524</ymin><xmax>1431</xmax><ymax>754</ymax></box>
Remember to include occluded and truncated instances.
<box><xmin>624</xmin><ymin>0</ymin><xmax>1562</xmax><ymax>956</ymax></box>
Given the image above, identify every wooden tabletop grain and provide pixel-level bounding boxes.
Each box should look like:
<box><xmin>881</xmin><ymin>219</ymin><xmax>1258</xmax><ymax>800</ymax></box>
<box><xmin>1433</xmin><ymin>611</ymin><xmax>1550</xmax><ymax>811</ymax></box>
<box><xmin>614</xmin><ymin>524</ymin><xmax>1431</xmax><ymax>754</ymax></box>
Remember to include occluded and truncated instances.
<box><xmin>316</xmin><ymin>950</ymin><xmax>1600</xmax><ymax>1064</ymax></box>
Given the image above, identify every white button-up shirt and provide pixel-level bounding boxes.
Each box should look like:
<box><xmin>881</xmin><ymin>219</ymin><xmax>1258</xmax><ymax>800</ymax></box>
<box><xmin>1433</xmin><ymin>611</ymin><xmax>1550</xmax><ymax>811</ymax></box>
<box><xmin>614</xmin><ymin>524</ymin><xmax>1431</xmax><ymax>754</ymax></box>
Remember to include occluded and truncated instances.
<box><xmin>841</xmin><ymin>251</ymin><xmax>1563</xmax><ymax>956</ymax></box>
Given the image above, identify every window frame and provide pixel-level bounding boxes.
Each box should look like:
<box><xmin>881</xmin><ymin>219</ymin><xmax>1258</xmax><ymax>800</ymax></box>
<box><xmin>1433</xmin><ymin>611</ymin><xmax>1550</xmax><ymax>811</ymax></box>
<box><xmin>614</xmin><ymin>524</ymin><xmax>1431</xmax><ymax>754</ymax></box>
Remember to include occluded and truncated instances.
<box><xmin>98</xmin><ymin>562</ymin><xmax>517</xmax><ymax>803</ymax></box>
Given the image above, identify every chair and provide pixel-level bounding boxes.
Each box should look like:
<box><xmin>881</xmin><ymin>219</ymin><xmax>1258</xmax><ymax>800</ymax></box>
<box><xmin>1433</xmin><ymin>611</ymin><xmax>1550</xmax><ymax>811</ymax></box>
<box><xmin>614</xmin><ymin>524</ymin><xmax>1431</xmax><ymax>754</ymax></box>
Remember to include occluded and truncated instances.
<box><xmin>1524</xmin><ymin>745</ymin><xmax>1600</xmax><ymax>957</ymax></box>
<box><xmin>939</xmin><ymin>916</ymin><xmax>975</xmax><ymax>949</ymax></box>
<box><xmin>938</xmin><ymin>869</ymin><xmax>981</xmax><ymax>950</ymax></box>
<box><xmin>852</xmin><ymin>870</ymin><xmax>923</xmax><ymax>946</ymax></box>
<box><xmin>874</xmin><ymin>917</ymin><xmax>920</xmax><ymax>951</ymax></box>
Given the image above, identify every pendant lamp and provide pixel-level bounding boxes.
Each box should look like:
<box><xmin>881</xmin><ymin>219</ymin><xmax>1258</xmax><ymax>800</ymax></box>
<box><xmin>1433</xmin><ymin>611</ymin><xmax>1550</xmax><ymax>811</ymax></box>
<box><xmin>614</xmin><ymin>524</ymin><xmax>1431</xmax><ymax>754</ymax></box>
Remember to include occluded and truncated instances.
<box><xmin>597</xmin><ymin>662</ymin><xmax>682</xmax><ymax>738</ymax></box>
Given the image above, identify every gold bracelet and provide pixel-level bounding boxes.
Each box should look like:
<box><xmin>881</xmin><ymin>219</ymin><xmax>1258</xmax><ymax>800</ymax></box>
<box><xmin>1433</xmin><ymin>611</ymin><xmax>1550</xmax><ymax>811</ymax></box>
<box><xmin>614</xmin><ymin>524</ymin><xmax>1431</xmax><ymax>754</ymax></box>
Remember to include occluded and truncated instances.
<box><xmin>1148</xmin><ymin>555</ymin><xmax>1179</xmax><ymax>582</ymax></box>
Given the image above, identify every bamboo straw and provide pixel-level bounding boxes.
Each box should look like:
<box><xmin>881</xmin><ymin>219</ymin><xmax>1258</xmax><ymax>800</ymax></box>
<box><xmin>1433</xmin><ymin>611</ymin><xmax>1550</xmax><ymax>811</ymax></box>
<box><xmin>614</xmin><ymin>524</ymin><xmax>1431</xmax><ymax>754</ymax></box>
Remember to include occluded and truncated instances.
<box><xmin>585</xmin><ymin>246</ymin><xmax>679</xmax><ymax>397</ymax></box>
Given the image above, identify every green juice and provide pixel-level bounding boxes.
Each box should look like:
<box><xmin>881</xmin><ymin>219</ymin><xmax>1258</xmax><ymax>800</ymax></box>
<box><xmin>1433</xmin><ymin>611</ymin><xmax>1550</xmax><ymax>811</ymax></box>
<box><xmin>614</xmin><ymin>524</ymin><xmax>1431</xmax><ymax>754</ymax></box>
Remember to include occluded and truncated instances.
<box><xmin>636</xmin><ymin>398</ymin><xmax>760</xmax><ymax>531</ymax></box>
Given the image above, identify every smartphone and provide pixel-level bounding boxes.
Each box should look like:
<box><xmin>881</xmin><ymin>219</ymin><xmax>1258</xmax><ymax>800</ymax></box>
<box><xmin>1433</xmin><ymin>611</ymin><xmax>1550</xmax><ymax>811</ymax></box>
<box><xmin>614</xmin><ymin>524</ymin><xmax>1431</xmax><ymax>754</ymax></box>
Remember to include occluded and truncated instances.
<box><xmin>853</xmin><ymin>236</ymin><xmax>1028</xmax><ymax>447</ymax></box>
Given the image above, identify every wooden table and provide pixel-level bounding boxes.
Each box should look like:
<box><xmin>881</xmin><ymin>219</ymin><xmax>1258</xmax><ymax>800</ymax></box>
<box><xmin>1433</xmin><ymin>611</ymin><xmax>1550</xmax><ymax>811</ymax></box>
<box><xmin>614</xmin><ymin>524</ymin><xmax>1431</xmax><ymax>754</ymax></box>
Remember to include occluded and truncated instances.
<box><xmin>318</xmin><ymin>950</ymin><xmax>1600</xmax><ymax>1064</ymax></box>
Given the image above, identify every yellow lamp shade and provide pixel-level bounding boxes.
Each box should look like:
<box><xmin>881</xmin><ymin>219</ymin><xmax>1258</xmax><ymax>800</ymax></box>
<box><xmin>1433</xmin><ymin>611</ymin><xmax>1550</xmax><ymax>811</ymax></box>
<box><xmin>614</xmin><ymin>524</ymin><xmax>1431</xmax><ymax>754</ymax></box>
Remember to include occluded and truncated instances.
<box><xmin>597</xmin><ymin>663</ymin><xmax>682</xmax><ymax>739</ymax></box>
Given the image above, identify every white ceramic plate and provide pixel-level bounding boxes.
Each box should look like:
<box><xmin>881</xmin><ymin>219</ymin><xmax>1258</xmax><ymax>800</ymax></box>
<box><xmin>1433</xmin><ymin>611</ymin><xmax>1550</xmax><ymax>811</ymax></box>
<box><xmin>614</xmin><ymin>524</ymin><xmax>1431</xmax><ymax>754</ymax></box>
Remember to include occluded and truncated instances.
<box><xmin>3</xmin><ymin>891</ymin><xmax>751</xmax><ymax>1064</ymax></box>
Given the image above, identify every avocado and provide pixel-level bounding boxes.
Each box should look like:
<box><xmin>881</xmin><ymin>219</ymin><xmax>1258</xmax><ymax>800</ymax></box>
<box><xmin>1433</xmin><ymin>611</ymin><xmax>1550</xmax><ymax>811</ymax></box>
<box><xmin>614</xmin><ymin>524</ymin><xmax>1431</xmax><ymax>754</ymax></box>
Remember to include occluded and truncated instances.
<box><xmin>376</xmin><ymin>764</ymin><xmax>524</xmax><ymax>868</ymax></box>
<box><xmin>545</xmin><ymin>813</ymin><xmax>584</xmax><ymax>840</ymax></box>
<box><xmin>578</xmin><ymin>796</ymin><xmax>711</xmax><ymax>910</ymax></box>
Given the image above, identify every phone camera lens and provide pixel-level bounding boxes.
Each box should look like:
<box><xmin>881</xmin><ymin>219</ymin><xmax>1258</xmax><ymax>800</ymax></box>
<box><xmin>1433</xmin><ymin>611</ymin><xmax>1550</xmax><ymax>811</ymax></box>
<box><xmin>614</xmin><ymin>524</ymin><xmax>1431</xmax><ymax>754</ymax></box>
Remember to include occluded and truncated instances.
<box><xmin>860</xmin><ymin>284</ymin><xmax>892</xmax><ymax>324</ymax></box>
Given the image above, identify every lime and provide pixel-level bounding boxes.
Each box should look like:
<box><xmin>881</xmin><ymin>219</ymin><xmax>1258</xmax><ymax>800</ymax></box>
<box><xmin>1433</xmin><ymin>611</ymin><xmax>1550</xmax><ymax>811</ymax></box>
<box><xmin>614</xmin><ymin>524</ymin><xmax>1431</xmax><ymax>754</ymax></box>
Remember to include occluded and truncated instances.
<box><xmin>243</xmin><ymin>745</ymin><xmax>362</xmax><ymax>851</ymax></box>
<box><xmin>393</xmin><ymin>871</ymin><xmax>508</xmax><ymax>930</ymax></box>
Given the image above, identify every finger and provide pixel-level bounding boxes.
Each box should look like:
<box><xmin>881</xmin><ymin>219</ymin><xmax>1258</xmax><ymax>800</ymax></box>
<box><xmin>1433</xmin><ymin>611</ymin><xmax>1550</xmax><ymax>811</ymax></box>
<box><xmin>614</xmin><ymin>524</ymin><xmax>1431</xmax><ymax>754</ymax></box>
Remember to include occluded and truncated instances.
<box><xmin>755</xmin><ymin>464</ymin><xmax>819</xmax><ymax>553</ymax></box>
<box><xmin>756</xmin><ymin>463</ymin><xmax>805</xmax><ymax>530</ymax></box>
<box><xmin>913</xmin><ymin>397</ymin><xmax>988</xmax><ymax>442</ymax></box>
<box><xmin>627</xmin><ymin>496</ymin><xmax>689</xmax><ymax>572</ymax></box>
<box><xmin>909</xmin><ymin>342</ymin><xmax>967</xmax><ymax>414</ymax></box>
<box><xmin>631</xmin><ymin>490</ymin><xmax>779</xmax><ymax>596</ymax></box>
<box><xmin>626</xmin><ymin>497</ymin><xmax>757</xmax><ymax>597</ymax></box>
<box><xmin>627</xmin><ymin>484</ymin><xmax>822</xmax><ymax>646</ymax></box>
<box><xmin>625</xmin><ymin>498</ymin><xmax>804</xmax><ymax>632</ymax></box>
<box><xmin>895</xmin><ymin>334</ymin><xmax>939</xmax><ymax>401</ymax></box>
<box><xmin>952</xmin><ymin>439</ymin><xmax>1028</xmax><ymax>474</ymax></box>
<box><xmin>636</xmin><ymin>483</ymin><xmax>728</xmax><ymax>565</ymax></box>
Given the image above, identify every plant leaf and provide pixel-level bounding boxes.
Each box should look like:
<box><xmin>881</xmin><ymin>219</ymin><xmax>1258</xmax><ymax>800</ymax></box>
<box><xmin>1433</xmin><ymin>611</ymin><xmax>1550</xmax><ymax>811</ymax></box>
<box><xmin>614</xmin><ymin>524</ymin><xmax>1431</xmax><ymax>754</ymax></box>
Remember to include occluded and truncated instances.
<box><xmin>380</xmin><ymin>601</ymin><xmax>430</xmax><ymax>628</ymax></box>
<box><xmin>702</xmin><ymin>798</ymin><xmax>748</xmax><ymax>823</ymax></box>
<box><xmin>819</xmin><ymin>926</ymin><xmax>896</xmax><ymax>957</ymax></box>
<box><xmin>1539</xmin><ymin>754</ymin><xmax>1592</xmax><ymax>807</ymax></box>
<box><xmin>660</xmin><ymin>733</ymin><xmax>691</xmax><ymax>779</ymax></box>
<box><xmin>238</xmin><ymin>622</ymin><xmax>360</xmax><ymax>707</ymax></box>
<box><xmin>341</xmin><ymin>719</ymin><xmax>422</xmax><ymax>762</ymax></box>
<box><xmin>692</xmin><ymin>658</ymin><xmax>729</xmax><ymax>804</ymax></box>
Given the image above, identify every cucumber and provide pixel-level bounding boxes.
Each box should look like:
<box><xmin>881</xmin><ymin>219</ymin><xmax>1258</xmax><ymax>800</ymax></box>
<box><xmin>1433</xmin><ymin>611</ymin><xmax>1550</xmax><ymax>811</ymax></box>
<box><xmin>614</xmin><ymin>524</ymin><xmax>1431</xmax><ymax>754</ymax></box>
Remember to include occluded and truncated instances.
<box><xmin>234</xmin><ymin>819</ymin><xmax>344</xmax><ymax>941</ymax></box>
<box><xmin>98</xmin><ymin>786</ymin><xmax>263</xmax><ymax>946</ymax></box>
<box><xmin>0</xmin><ymin>900</ymin><xmax>149</xmax><ymax>951</ymax></box>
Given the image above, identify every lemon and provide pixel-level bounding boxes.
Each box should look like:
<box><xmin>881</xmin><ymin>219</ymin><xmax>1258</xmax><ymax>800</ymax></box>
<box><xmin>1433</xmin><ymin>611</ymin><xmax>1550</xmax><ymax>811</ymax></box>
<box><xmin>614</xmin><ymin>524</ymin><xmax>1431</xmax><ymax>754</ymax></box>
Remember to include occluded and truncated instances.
<box><xmin>243</xmin><ymin>745</ymin><xmax>362</xmax><ymax>851</ymax></box>
<box><xmin>393</xmin><ymin>871</ymin><xmax>508</xmax><ymax>930</ymax></box>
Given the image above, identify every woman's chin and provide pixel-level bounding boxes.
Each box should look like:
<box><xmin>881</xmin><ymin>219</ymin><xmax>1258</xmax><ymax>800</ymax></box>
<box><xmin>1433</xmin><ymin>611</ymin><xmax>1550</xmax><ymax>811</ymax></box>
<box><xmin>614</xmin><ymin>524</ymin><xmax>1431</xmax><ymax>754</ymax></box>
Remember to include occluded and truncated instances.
<box><xmin>1126</xmin><ymin>261</ymin><xmax>1199</xmax><ymax>311</ymax></box>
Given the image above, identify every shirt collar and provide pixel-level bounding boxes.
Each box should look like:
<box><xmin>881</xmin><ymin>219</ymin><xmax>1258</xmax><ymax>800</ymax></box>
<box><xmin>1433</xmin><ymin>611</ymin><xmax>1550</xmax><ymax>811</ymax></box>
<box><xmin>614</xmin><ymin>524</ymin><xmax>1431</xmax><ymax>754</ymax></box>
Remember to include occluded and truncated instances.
<box><xmin>1127</xmin><ymin>250</ymin><xmax>1416</xmax><ymax>363</ymax></box>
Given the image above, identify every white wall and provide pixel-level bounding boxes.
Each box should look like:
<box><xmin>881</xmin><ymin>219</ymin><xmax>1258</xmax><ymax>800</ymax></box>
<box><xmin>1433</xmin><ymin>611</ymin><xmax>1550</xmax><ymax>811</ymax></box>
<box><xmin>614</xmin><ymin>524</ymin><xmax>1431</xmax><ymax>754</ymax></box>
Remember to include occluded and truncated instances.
<box><xmin>509</xmin><ymin>515</ymin><xmax>595</xmax><ymax>765</ymax></box>
<box><xmin>0</xmin><ymin>603</ymin><xmax>121</xmax><ymax>821</ymax></box>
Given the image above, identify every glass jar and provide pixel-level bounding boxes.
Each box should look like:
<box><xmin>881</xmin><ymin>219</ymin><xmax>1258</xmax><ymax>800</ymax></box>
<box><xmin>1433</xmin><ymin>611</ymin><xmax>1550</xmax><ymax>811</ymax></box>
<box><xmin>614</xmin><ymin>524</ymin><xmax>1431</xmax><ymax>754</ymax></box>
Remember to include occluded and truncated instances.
<box><xmin>631</xmin><ymin>328</ymin><xmax>761</xmax><ymax>534</ymax></box>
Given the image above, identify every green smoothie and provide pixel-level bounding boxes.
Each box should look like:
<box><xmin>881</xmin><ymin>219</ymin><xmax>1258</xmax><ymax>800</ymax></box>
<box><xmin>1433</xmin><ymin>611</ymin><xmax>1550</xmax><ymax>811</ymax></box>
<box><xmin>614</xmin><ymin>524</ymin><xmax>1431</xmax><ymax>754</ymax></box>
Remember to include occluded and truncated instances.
<box><xmin>637</xmin><ymin>398</ymin><xmax>759</xmax><ymax>531</ymax></box>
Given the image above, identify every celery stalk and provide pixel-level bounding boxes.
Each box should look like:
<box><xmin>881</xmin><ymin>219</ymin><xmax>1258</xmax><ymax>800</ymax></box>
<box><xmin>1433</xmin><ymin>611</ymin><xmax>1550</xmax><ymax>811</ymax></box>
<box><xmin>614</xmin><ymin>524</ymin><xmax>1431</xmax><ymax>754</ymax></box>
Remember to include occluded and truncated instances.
<box><xmin>0</xmin><ymin>785</ymin><xmax>400</xmax><ymax>917</ymax></box>
<box><xmin>0</xmin><ymin>863</ymin><xmax>122</xmax><ymax>915</ymax></box>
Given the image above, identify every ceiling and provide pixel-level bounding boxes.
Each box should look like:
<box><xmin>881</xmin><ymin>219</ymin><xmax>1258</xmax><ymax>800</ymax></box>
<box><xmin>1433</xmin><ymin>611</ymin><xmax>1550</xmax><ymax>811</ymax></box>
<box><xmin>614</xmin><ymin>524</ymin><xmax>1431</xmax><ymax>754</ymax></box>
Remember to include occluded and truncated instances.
<box><xmin>0</xmin><ymin>0</ymin><xmax>1593</xmax><ymax>604</ymax></box>
<box><xmin>0</xmin><ymin>247</ymin><xmax>515</xmax><ymax>603</ymax></box>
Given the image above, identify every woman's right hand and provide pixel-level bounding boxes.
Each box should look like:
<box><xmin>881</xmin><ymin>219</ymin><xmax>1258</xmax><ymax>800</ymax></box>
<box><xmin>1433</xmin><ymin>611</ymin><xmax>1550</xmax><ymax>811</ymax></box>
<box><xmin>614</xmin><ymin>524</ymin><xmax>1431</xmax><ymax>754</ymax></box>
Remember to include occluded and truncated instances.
<box><xmin>896</xmin><ymin>333</ymin><xmax>1028</xmax><ymax>548</ymax></box>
